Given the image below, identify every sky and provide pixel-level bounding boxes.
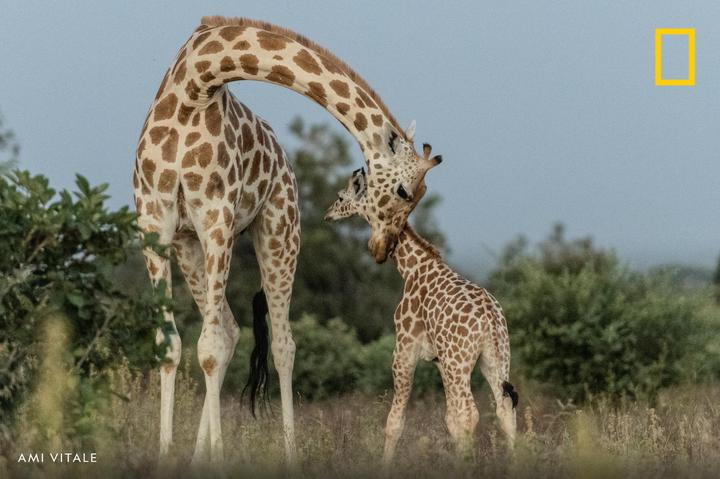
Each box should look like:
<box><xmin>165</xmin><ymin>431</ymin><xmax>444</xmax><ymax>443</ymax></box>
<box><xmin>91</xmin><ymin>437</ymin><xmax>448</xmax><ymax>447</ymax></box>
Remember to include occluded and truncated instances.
<box><xmin>1</xmin><ymin>0</ymin><xmax>718</xmax><ymax>276</ymax></box>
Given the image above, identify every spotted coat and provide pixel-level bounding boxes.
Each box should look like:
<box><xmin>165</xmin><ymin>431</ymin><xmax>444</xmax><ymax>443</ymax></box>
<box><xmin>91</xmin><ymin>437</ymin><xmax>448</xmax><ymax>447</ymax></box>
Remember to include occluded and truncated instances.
<box><xmin>325</xmin><ymin>170</ymin><xmax>518</xmax><ymax>461</ymax></box>
<box><xmin>133</xmin><ymin>16</ymin><xmax>438</xmax><ymax>465</ymax></box>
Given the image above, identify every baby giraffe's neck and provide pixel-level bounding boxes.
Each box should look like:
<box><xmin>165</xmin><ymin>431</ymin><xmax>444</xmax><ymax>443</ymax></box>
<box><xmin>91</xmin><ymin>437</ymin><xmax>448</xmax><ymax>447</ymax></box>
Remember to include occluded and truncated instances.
<box><xmin>391</xmin><ymin>225</ymin><xmax>442</xmax><ymax>280</ymax></box>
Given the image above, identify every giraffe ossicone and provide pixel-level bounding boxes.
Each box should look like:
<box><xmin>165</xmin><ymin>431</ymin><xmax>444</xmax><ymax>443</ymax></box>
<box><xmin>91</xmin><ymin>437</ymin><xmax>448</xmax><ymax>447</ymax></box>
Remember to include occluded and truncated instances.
<box><xmin>133</xmin><ymin>16</ymin><xmax>440</xmax><ymax>465</ymax></box>
<box><xmin>325</xmin><ymin>166</ymin><xmax>518</xmax><ymax>461</ymax></box>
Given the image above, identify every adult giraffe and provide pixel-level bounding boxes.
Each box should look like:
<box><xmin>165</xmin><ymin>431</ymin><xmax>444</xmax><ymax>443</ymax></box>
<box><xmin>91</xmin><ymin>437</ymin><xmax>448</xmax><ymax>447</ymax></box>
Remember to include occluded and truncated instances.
<box><xmin>133</xmin><ymin>16</ymin><xmax>440</xmax><ymax>464</ymax></box>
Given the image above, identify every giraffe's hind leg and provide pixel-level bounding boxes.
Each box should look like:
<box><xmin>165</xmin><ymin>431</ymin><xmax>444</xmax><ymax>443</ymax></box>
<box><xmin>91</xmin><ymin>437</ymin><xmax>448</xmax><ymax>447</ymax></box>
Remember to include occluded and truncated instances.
<box><xmin>186</xmin><ymin>207</ymin><xmax>238</xmax><ymax>464</ymax></box>
<box><xmin>439</xmin><ymin>361</ymin><xmax>479</xmax><ymax>457</ymax></box>
<box><xmin>382</xmin><ymin>336</ymin><xmax>419</xmax><ymax>465</ymax></box>
<box><xmin>479</xmin><ymin>352</ymin><xmax>517</xmax><ymax>446</ymax></box>
<box><xmin>251</xmin><ymin>198</ymin><xmax>300</xmax><ymax>464</ymax></box>
<box><xmin>139</xmin><ymin>219</ymin><xmax>180</xmax><ymax>460</ymax></box>
<box><xmin>173</xmin><ymin>232</ymin><xmax>240</xmax><ymax>464</ymax></box>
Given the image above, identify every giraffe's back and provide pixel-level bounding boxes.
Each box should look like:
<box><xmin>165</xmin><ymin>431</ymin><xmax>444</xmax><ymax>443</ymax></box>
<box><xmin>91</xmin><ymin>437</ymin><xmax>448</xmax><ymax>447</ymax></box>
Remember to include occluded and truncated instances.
<box><xmin>410</xmin><ymin>261</ymin><xmax>509</xmax><ymax>370</ymax></box>
<box><xmin>133</xmin><ymin>84</ymin><xmax>297</xmax><ymax>238</ymax></box>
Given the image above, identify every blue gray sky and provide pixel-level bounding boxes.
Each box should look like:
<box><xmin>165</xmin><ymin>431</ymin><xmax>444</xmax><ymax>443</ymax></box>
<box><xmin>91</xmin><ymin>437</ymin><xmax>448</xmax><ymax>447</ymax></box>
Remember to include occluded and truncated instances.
<box><xmin>1</xmin><ymin>1</ymin><xmax>718</xmax><ymax>276</ymax></box>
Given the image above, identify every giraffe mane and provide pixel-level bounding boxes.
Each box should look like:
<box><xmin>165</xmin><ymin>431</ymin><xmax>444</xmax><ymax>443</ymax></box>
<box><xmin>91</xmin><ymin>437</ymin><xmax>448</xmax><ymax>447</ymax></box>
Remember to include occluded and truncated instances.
<box><xmin>402</xmin><ymin>225</ymin><xmax>442</xmax><ymax>259</ymax></box>
<box><xmin>200</xmin><ymin>16</ymin><xmax>405</xmax><ymax>138</ymax></box>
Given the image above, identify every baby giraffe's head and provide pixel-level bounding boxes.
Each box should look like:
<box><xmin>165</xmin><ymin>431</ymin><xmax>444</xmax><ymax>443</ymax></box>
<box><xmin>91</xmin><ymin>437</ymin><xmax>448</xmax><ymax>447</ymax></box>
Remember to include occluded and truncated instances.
<box><xmin>324</xmin><ymin>167</ymin><xmax>368</xmax><ymax>222</ymax></box>
<box><xmin>324</xmin><ymin>164</ymin><xmax>430</xmax><ymax>248</ymax></box>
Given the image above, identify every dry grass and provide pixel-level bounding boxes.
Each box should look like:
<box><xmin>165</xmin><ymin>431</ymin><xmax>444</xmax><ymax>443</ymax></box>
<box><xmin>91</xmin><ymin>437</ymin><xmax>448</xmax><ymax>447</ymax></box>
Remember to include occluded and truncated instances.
<box><xmin>5</xmin><ymin>361</ymin><xmax>720</xmax><ymax>479</ymax></box>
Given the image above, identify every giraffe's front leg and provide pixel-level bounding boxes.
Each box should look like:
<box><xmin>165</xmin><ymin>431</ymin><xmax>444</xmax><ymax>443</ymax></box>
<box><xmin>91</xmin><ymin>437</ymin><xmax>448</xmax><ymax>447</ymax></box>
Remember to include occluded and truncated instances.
<box><xmin>383</xmin><ymin>338</ymin><xmax>419</xmax><ymax>465</ymax></box>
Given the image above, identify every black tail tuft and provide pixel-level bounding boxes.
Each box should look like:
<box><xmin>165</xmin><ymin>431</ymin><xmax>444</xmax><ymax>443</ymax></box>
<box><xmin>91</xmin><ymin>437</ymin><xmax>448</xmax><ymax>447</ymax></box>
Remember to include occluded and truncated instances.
<box><xmin>242</xmin><ymin>289</ymin><xmax>269</xmax><ymax>417</ymax></box>
<box><xmin>502</xmin><ymin>381</ymin><xmax>519</xmax><ymax>409</ymax></box>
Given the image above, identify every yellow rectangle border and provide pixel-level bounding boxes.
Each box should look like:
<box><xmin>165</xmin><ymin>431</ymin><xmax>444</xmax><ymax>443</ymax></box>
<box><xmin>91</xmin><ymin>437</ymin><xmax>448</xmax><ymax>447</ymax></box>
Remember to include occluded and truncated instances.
<box><xmin>655</xmin><ymin>28</ymin><xmax>695</xmax><ymax>86</ymax></box>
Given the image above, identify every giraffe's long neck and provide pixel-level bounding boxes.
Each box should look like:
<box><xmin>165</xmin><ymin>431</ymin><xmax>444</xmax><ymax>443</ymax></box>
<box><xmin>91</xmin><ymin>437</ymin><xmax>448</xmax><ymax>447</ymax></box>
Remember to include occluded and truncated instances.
<box><xmin>163</xmin><ymin>20</ymin><xmax>400</xmax><ymax>151</ymax></box>
<box><xmin>392</xmin><ymin>225</ymin><xmax>442</xmax><ymax>280</ymax></box>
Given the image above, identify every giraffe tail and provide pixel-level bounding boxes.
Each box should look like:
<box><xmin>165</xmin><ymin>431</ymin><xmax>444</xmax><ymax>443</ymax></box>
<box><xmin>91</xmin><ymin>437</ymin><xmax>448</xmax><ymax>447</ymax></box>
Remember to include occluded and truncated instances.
<box><xmin>502</xmin><ymin>381</ymin><xmax>519</xmax><ymax>409</ymax></box>
<box><xmin>485</xmin><ymin>293</ymin><xmax>518</xmax><ymax>410</ymax></box>
<box><xmin>242</xmin><ymin>288</ymin><xmax>269</xmax><ymax>417</ymax></box>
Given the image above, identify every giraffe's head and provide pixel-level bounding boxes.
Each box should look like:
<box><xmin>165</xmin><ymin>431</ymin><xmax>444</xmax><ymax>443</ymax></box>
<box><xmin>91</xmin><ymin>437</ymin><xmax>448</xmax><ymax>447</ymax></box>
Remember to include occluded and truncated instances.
<box><xmin>324</xmin><ymin>167</ymin><xmax>368</xmax><ymax>222</ymax></box>
<box><xmin>360</xmin><ymin>121</ymin><xmax>442</xmax><ymax>263</ymax></box>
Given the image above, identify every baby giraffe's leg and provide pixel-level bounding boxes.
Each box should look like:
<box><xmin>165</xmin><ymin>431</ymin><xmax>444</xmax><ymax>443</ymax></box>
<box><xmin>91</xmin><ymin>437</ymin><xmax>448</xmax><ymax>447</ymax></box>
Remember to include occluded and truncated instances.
<box><xmin>441</xmin><ymin>363</ymin><xmax>479</xmax><ymax>457</ymax></box>
<box><xmin>480</xmin><ymin>353</ymin><xmax>517</xmax><ymax>446</ymax></box>
<box><xmin>383</xmin><ymin>338</ymin><xmax>419</xmax><ymax>464</ymax></box>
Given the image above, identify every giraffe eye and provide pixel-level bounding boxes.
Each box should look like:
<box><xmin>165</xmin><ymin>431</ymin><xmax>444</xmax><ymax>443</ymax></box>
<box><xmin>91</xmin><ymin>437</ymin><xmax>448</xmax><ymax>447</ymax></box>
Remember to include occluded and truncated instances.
<box><xmin>396</xmin><ymin>184</ymin><xmax>412</xmax><ymax>201</ymax></box>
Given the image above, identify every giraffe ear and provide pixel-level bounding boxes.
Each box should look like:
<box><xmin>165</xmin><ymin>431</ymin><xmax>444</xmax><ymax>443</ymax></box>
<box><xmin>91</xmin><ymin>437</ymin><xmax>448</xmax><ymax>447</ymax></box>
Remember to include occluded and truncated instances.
<box><xmin>405</xmin><ymin>120</ymin><xmax>416</xmax><ymax>142</ymax></box>
<box><xmin>352</xmin><ymin>168</ymin><xmax>367</xmax><ymax>197</ymax></box>
<box><xmin>388</xmin><ymin>130</ymin><xmax>399</xmax><ymax>154</ymax></box>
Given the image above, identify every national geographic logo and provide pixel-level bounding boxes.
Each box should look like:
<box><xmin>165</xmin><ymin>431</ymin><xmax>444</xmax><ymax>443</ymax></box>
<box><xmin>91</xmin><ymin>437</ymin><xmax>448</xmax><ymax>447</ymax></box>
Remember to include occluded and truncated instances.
<box><xmin>655</xmin><ymin>28</ymin><xmax>695</xmax><ymax>86</ymax></box>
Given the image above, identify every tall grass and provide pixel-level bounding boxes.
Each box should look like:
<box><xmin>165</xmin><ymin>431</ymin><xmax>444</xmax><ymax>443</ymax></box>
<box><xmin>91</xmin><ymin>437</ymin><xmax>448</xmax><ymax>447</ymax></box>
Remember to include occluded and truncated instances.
<box><xmin>5</xmin><ymin>361</ymin><xmax>720</xmax><ymax>478</ymax></box>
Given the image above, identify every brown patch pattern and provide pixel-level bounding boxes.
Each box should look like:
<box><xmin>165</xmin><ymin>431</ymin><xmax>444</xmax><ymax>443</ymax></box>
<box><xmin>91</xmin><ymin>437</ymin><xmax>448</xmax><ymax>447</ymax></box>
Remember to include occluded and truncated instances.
<box><xmin>239</xmin><ymin>54</ymin><xmax>259</xmax><ymax>75</ymax></box>
<box><xmin>293</xmin><ymin>49</ymin><xmax>322</xmax><ymax>75</ymax></box>
<box><xmin>154</xmin><ymin>93</ymin><xmax>178</xmax><ymax>121</ymax></box>
<box><xmin>354</xmin><ymin>112</ymin><xmax>368</xmax><ymax>131</ymax></box>
<box><xmin>199</xmin><ymin>41</ymin><xmax>223</xmax><ymax>55</ymax></box>
<box><xmin>306</xmin><ymin>82</ymin><xmax>327</xmax><ymax>107</ymax></box>
<box><xmin>157</xmin><ymin>169</ymin><xmax>177</xmax><ymax>192</ymax></box>
<box><xmin>182</xmin><ymin>142</ymin><xmax>213</xmax><ymax>168</ymax></box>
<box><xmin>329</xmin><ymin>80</ymin><xmax>350</xmax><ymax>98</ymax></box>
<box><xmin>219</xmin><ymin>26</ymin><xmax>244</xmax><ymax>41</ymax></box>
<box><xmin>256</xmin><ymin>30</ymin><xmax>289</xmax><ymax>50</ymax></box>
<box><xmin>204</xmin><ymin>102</ymin><xmax>222</xmax><ymax>136</ymax></box>
<box><xmin>265</xmin><ymin>65</ymin><xmax>295</xmax><ymax>86</ymax></box>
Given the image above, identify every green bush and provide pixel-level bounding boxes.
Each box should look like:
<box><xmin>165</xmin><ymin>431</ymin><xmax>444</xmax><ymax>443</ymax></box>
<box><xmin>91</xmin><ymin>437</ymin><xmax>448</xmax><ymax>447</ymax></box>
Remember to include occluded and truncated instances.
<box><xmin>220</xmin><ymin>314</ymin><xmax>363</xmax><ymax>401</ymax></box>
<box><xmin>0</xmin><ymin>171</ymin><xmax>169</xmax><ymax>442</ymax></box>
<box><xmin>292</xmin><ymin>315</ymin><xmax>364</xmax><ymax>400</ymax></box>
<box><xmin>490</xmin><ymin>224</ymin><xmax>717</xmax><ymax>402</ymax></box>
<box><xmin>356</xmin><ymin>334</ymin><xmax>394</xmax><ymax>394</ymax></box>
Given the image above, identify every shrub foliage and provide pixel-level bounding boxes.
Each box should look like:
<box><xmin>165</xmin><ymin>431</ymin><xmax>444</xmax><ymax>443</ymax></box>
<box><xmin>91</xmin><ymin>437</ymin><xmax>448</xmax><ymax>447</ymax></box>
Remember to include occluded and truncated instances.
<box><xmin>490</xmin><ymin>224</ymin><xmax>715</xmax><ymax>401</ymax></box>
<box><xmin>0</xmin><ymin>171</ymin><xmax>168</xmax><ymax>440</ymax></box>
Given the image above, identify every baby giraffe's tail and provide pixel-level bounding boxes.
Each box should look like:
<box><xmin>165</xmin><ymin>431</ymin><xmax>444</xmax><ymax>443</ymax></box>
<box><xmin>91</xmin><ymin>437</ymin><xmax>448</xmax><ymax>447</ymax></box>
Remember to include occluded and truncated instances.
<box><xmin>502</xmin><ymin>381</ymin><xmax>519</xmax><ymax>409</ymax></box>
<box><xmin>497</xmin><ymin>377</ymin><xmax>518</xmax><ymax>447</ymax></box>
<box><xmin>485</xmin><ymin>293</ymin><xmax>518</xmax><ymax>444</ymax></box>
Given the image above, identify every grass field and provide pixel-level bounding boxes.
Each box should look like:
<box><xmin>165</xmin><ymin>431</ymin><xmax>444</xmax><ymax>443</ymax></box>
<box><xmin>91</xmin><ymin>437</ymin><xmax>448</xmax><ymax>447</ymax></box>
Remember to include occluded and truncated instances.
<box><xmin>5</xmin><ymin>362</ymin><xmax>720</xmax><ymax>479</ymax></box>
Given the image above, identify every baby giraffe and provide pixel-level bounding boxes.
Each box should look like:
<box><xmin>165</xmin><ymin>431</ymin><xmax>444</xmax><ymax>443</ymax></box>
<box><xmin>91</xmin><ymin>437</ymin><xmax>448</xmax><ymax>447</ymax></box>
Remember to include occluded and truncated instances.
<box><xmin>325</xmin><ymin>153</ymin><xmax>518</xmax><ymax>462</ymax></box>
